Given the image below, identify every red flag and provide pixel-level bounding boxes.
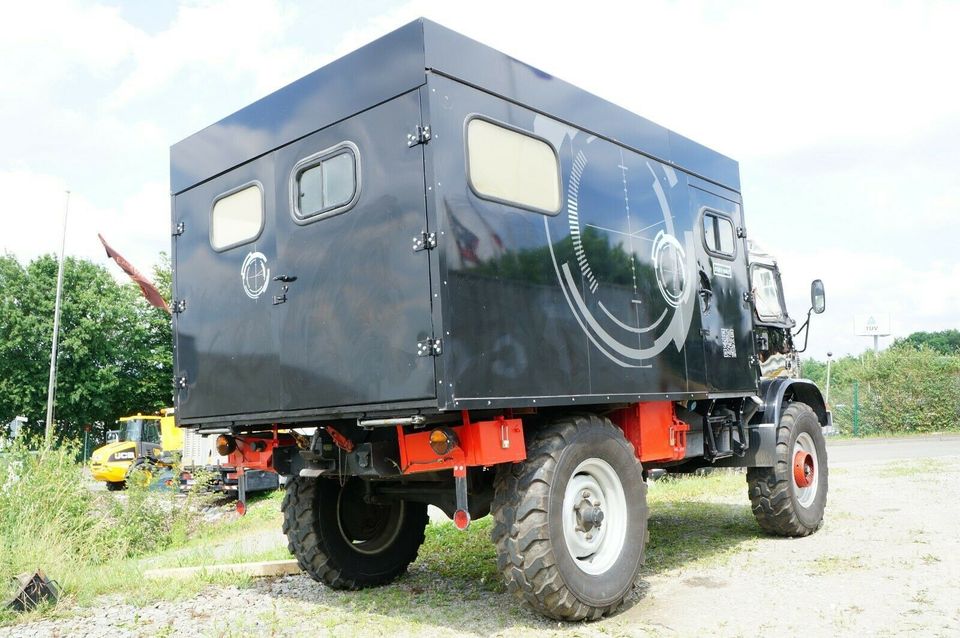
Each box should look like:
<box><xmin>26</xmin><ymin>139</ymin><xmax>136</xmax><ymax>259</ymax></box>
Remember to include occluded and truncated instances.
<box><xmin>98</xmin><ymin>234</ymin><xmax>170</xmax><ymax>314</ymax></box>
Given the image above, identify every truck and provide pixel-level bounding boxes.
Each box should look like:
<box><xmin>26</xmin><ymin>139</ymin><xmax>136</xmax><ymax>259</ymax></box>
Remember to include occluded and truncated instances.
<box><xmin>170</xmin><ymin>19</ymin><xmax>829</xmax><ymax>620</ymax></box>
<box><xmin>90</xmin><ymin>409</ymin><xmax>182</xmax><ymax>490</ymax></box>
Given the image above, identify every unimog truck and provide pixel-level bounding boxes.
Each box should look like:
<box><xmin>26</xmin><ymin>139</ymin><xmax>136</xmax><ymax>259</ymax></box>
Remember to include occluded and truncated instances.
<box><xmin>170</xmin><ymin>19</ymin><xmax>829</xmax><ymax>620</ymax></box>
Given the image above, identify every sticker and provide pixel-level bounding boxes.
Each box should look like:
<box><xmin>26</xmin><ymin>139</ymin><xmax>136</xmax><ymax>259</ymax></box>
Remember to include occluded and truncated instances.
<box><xmin>712</xmin><ymin>262</ymin><xmax>733</xmax><ymax>279</ymax></box>
<box><xmin>241</xmin><ymin>251</ymin><xmax>270</xmax><ymax>300</ymax></box>
<box><xmin>721</xmin><ymin>328</ymin><xmax>737</xmax><ymax>358</ymax></box>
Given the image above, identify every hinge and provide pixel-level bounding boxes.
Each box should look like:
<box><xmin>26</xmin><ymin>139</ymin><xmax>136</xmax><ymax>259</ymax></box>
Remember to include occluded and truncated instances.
<box><xmin>172</xmin><ymin>221</ymin><xmax>185</xmax><ymax>237</ymax></box>
<box><xmin>417</xmin><ymin>337</ymin><xmax>442</xmax><ymax>357</ymax></box>
<box><xmin>173</xmin><ymin>375</ymin><xmax>188</xmax><ymax>389</ymax></box>
<box><xmin>736</xmin><ymin>226</ymin><xmax>747</xmax><ymax>239</ymax></box>
<box><xmin>700</xmin><ymin>328</ymin><xmax>711</xmax><ymax>337</ymax></box>
<box><xmin>412</xmin><ymin>232</ymin><xmax>437</xmax><ymax>252</ymax></box>
<box><xmin>407</xmin><ymin>124</ymin><xmax>431</xmax><ymax>147</ymax></box>
<box><xmin>743</xmin><ymin>291</ymin><xmax>754</xmax><ymax>304</ymax></box>
<box><xmin>171</xmin><ymin>299</ymin><xmax>186</xmax><ymax>314</ymax></box>
<box><xmin>748</xmin><ymin>355</ymin><xmax>759</xmax><ymax>366</ymax></box>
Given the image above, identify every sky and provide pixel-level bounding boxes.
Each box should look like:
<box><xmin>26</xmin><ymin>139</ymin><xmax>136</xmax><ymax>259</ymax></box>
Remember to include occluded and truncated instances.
<box><xmin>1</xmin><ymin>0</ymin><xmax>957</xmax><ymax>360</ymax></box>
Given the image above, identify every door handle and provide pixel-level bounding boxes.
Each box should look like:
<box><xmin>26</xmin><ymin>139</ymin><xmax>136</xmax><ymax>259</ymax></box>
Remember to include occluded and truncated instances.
<box><xmin>272</xmin><ymin>275</ymin><xmax>296</xmax><ymax>305</ymax></box>
<box><xmin>273</xmin><ymin>275</ymin><xmax>298</xmax><ymax>283</ymax></box>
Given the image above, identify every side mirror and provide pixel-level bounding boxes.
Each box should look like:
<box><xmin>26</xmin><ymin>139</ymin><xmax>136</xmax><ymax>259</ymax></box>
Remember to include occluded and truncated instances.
<box><xmin>811</xmin><ymin>279</ymin><xmax>825</xmax><ymax>314</ymax></box>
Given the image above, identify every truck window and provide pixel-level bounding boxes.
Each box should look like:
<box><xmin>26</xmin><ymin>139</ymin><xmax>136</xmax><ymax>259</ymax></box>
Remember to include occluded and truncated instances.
<box><xmin>752</xmin><ymin>265</ymin><xmax>787</xmax><ymax>323</ymax></box>
<box><xmin>293</xmin><ymin>143</ymin><xmax>359</xmax><ymax>222</ymax></box>
<box><xmin>702</xmin><ymin>211</ymin><xmax>736</xmax><ymax>257</ymax></box>
<box><xmin>210</xmin><ymin>183</ymin><xmax>264</xmax><ymax>251</ymax></box>
<box><xmin>466</xmin><ymin>117</ymin><xmax>561</xmax><ymax>215</ymax></box>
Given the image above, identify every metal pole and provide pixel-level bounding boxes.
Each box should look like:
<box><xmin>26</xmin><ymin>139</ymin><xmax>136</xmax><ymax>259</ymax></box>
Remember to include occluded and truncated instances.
<box><xmin>852</xmin><ymin>380</ymin><xmax>860</xmax><ymax>437</ymax></box>
<box><xmin>44</xmin><ymin>190</ymin><xmax>70</xmax><ymax>450</ymax></box>
<box><xmin>873</xmin><ymin>335</ymin><xmax>878</xmax><ymax>354</ymax></box>
<box><xmin>825</xmin><ymin>352</ymin><xmax>833</xmax><ymax>406</ymax></box>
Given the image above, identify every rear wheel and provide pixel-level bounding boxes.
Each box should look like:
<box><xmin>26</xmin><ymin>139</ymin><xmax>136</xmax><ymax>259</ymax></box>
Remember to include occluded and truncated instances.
<box><xmin>105</xmin><ymin>481</ymin><xmax>125</xmax><ymax>492</ymax></box>
<box><xmin>491</xmin><ymin>415</ymin><xmax>648</xmax><ymax>621</ymax></box>
<box><xmin>747</xmin><ymin>401</ymin><xmax>828</xmax><ymax>536</ymax></box>
<box><xmin>282</xmin><ymin>477</ymin><xmax>428</xmax><ymax>589</ymax></box>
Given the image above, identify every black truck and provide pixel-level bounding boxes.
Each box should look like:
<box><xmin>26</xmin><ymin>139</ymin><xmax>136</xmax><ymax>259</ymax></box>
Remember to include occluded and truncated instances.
<box><xmin>170</xmin><ymin>18</ymin><xmax>829</xmax><ymax>620</ymax></box>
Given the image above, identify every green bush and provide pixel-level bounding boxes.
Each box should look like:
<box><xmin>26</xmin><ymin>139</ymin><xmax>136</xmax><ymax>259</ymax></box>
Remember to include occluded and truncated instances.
<box><xmin>804</xmin><ymin>347</ymin><xmax>960</xmax><ymax>435</ymax></box>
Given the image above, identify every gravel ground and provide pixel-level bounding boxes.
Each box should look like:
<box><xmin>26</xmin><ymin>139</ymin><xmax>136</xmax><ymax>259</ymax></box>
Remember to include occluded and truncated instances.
<box><xmin>5</xmin><ymin>440</ymin><xmax>960</xmax><ymax>637</ymax></box>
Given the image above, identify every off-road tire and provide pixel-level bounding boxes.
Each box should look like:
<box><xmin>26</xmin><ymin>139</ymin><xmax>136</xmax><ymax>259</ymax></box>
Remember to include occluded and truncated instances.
<box><xmin>105</xmin><ymin>481</ymin><xmax>125</xmax><ymax>491</ymax></box>
<box><xmin>282</xmin><ymin>476</ymin><xmax>428</xmax><ymax>589</ymax></box>
<box><xmin>491</xmin><ymin>415</ymin><xmax>648</xmax><ymax>621</ymax></box>
<box><xmin>747</xmin><ymin>401</ymin><xmax>828</xmax><ymax>536</ymax></box>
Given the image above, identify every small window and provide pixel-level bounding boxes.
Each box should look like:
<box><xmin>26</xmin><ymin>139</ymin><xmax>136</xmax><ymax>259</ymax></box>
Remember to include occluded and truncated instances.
<box><xmin>293</xmin><ymin>143</ymin><xmax>359</xmax><ymax>222</ymax></box>
<box><xmin>466</xmin><ymin>117</ymin><xmax>561</xmax><ymax>214</ymax></box>
<box><xmin>211</xmin><ymin>183</ymin><xmax>263</xmax><ymax>251</ymax></box>
<box><xmin>702</xmin><ymin>211</ymin><xmax>736</xmax><ymax>257</ymax></box>
<box><xmin>753</xmin><ymin>266</ymin><xmax>786</xmax><ymax>323</ymax></box>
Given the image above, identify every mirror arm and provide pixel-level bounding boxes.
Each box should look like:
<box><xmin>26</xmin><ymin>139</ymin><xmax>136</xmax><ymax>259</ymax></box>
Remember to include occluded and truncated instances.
<box><xmin>794</xmin><ymin>307</ymin><xmax>814</xmax><ymax>353</ymax></box>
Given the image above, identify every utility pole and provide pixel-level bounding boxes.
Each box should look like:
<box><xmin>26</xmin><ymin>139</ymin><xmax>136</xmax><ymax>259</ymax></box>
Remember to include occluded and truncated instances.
<box><xmin>44</xmin><ymin>190</ymin><xmax>70</xmax><ymax>450</ymax></box>
<box><xmin>825</xmin><ymin>351</ymin><xmax>833</xmax><ymax>406</ymax></box>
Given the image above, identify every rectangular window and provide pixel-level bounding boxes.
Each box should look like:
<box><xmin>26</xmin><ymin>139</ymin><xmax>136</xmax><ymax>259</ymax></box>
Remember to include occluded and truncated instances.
<box><xmin>466</xmin><ymin>118</ymin><xmax>561</xmax><ymax>214</ymax></box>
<box><xmin>211</xmin><ymin>183</ymin><xmax>263</xmax><ymax>250</ymax></box>
<box><xmin>293</xmin><ymin>143</ymin><xmax>359</xmax><ymax>222</ymax></box>
<box><xmin>753</xmin><ymin>266</ymin><xmax>786</xmax><ymax>322</ymax></box>
<box><xmin>702</xmin><ymin>211</ymin><xmax>736</xmax><ymax>258</ymax></box>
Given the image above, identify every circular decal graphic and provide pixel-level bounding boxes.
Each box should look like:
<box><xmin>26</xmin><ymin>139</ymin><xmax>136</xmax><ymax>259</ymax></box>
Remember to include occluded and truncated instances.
<box><xmin>241</xmin><ymin>251</ymin><xmax>270</xmax><ymax>300</ymax></box>
<box><xmin>536</xmin><ymin>120</ymin><xmax>697</xmax><ymax>368</ymax></box>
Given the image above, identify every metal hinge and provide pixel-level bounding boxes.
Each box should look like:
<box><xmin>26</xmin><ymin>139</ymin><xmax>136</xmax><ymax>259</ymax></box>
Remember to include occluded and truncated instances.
<box><xmin>736</xmin><ymin>226</ymin><xmax>747</xmax><ymax>239</ymax></box>
<box><xmin>173</xmin><ymin>375</ymin><xmax>188</xmax><ymax>389</ymax></box>
<box><xmin>407</xmin><ymin>124</ymin><xmax>431</xmax><ymax>147</ymax></box>
<box><xmin>171</xmin><ymin>299</ymin><xmax>186</xmax><ymax>314</ymax></box>
<box><xmin>412</xmin><ymin>232</ymin><xmax>437</xmax><ymax>252</ymax></box>
<box><xmin>172</xmin><ymin>221</ymin><xmax>185</xmax><ymax>237</ymax></box>
<box><xmin>748</xmin><ymin>355</ymin><xmax>758</xmax><ymax>366</ymax></box>
<box><xmin>743</xmin><ymin>291</ymin><xmax>754</xmax><ymax>304</ymax></box>
<box><xmin>417</xmin><ymin>337</ymin><xmax>442</xmax><ymax>357</ymax></box>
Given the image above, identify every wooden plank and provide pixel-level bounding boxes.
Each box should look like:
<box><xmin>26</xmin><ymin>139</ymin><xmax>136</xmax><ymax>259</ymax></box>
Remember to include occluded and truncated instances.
<box><xmin>144</xmin><ymin>559</ymin><xmax>301</xmax><ymax>580</ymax></box>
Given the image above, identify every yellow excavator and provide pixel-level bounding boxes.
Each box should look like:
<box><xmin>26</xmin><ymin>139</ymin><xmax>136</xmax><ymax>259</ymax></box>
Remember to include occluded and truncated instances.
<box><xmin>90</xmin><ymin>408</ymin><xmax>182</xmax><ymax>490</ymax></box>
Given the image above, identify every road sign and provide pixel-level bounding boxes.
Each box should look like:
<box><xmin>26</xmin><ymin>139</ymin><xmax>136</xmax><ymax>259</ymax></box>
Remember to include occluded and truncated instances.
<box><xmin>854</xmin><ymin>314</ymin><xmax>890</xmax><ymax>337</ymax></box>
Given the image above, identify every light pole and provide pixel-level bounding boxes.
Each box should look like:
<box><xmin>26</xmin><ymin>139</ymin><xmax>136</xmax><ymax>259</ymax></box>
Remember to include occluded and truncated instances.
<box><xmin>44</xmin><ymin>190</ymin><xmax>70</xmax><ymax>450</ymax></box>
<box><xmin>825</xmin><ymin>351</ymin><xmax>833</xmax><ymax>406</ymax></box>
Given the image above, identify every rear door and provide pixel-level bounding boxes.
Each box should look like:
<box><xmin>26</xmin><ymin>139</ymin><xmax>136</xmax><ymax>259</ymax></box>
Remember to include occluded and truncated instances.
<box><xmin>272</xmin><ymin>90</ymin><xmax>436</xmax><ymax>410</ymax></box>
<box><xmin>689</xmin><ymin>185</ymin><xmax>757</xmax><ymax>392</ymax></box>
<box><xmin>172</xmin><ymin>153</ymin><xmax>281</xmax><ymax>421</ymax></box>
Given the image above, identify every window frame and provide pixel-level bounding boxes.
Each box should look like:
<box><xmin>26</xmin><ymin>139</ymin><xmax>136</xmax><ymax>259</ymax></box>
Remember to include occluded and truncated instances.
<box><xmin>289</xmin><ymin>141</ymin><xmax>361</xmax><ymax>225</ymax></box>
<box><xmin>209</xmin><ymin>180</ymin><xmax>265</xmax><ymax>252</ymax></box>
<box><xmin>700</xmin><ymin>208</ymin><xmax>738</xmax><ymax>260</ymax></box>
<box><xmin>463</xmin><ymin>114</ymin><xmax>563</xmax><ymax>216</ymax></box>
<box><xmin>750</xmin><ymin>263</ymin><xmax>790</xmax><ymax>326</ymax></box>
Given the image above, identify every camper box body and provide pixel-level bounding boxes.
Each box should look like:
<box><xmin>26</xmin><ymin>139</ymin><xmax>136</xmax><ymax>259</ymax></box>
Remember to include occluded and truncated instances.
<box><xmin>171</xmin><ymin>19</ymin><xmax>756</xmax><ymax>429</ymax></box>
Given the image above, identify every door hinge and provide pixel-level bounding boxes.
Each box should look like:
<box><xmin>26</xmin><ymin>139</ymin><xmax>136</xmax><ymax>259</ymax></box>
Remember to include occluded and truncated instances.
<box><xmin>748</xmin><ymin>355</ymin><xmax>759</xmax><ymax>366</ymax></box>
<box><xmin>742</xmin><ymin>291</ymin><xmax>754</xmax><ymax>304</ymax></box>
<box><xmin>736</xmin><ymin>226</ymin><xmax>747</xmax><ymax>239</ymax></box>
<box><xmin>412</xmin><ymin>232</ymin><xmax>437</xmax><ymax>252</ymax></box>
<box><xmin>407</xmin><ymin>124</ymin><xmax>431</xmax><ymax>147</ymax></box>
<box><xmin>171</xmin><ymin>299</ymin><xmax>186</xmax><ymax>314</ymax></box>
<box><xmin>173</xmin><ymin>375</ymin><xmax>188</xmax><ymax>389</ymax></box>
<box><xmin>417</xmin><ymin>337</ymin><xmax>442</xmax><ymax>357</ymax></box>
<box><xmin>172</xmin><ymin>221</ymin><xmax>185</xmax><ymax>237</ymax></box>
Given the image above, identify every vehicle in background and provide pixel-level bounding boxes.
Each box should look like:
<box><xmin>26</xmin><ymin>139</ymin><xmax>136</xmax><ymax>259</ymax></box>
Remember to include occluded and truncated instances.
<box><xmin>90</xmin><ymin>409</ymin><xmax>181</xmax><ymax>490</ymax></box>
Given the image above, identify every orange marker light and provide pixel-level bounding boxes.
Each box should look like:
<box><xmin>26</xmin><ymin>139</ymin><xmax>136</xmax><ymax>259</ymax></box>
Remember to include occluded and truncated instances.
<box><xmin>428</xmin><ymin>428</ymin><xmax>458</xmax><ymax>455</ymax></box>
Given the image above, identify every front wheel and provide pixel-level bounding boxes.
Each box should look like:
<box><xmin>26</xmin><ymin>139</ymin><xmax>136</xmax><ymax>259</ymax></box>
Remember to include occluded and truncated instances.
<box><xmin>282</xmin><ymin>477</ymin><xmax>428</xmax><ymax>589</ymax></box>
<box><xmin>491</xmin><ymin>415</ymin><xmax>648</xmax><ymax>621</ymax></box>
<box><xmin>747</xmin><ymin>401</ymin><xmax>828</xmax><ymax>536</ymax></box>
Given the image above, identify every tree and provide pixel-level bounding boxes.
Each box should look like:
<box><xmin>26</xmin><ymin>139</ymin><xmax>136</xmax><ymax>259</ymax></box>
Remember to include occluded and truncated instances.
<box><xmin>0</xmin><ymin>253</ymin><xmax>172</xmax><ymax>443</ymax></box>
<box><xmin>895</xmin><ymin>330</ymin><xmax>960</xmax><ymax>355</ymax></box>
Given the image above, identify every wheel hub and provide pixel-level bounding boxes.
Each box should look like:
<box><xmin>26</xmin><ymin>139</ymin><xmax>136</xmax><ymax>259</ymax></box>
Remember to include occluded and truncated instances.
<box><xmin>575</xmin><ymin>497</ymin><xmax>604</xmax><ymax>532</ymax></box>
<box><xmin>562</xmin><ymin>458</ymin><xmax>628</xmax><ymax>576</ymax></box>
<box><xmin>793</xmin><ymin>450</ymin><xmax>815</xmax><ymax>488</ymax></box>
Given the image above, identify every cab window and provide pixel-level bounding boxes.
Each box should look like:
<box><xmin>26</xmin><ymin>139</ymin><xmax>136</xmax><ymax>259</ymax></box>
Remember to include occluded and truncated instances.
<box><xmin>752</xmin><ymin>265</ymin><xmax>787</xmax><ymax>323</ymax></box>
<box><xmin>703</xmin><ymin>211</ymin><xmax>736</xmax><ymax>257</ymax></box>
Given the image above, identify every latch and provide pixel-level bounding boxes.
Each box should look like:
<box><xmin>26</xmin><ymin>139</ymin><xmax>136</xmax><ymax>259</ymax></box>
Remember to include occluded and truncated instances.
<box><xmin>172</xmin><ymin>221</ymin><xmax>185</xmax><ymax>237</ymax></box>
<box><xmin>417</xmin><ymin>337</ymin><xmax>442</xmax><ymax>357</ymax></box>
<box><xmin>407</xmin><ymin>124</ymin><xmax>431</xmax><ymax>147</ymax></box>
<box><xmin>273</xmin><ymin>275</ymin><xmax>297</xmax><ymax>305</ymax></box>
<box><xmin>171</xmin><ymin>299</ymin><xmax>186</xmax><ymax>314</ymax></box>
<box><xmin>412</xmin><ymin>232</ymin><xmax>437</xmax><ymax>252</ymax></box>
<box><xmin>173</xmin><ymin>375</ymin><xmax>188</xmax><ymax>389</ymax></box>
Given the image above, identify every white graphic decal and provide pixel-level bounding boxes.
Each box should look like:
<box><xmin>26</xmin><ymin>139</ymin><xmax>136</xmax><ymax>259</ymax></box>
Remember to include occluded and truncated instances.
<box><xmin>241</xmin><ymin>251</ymin><xmax>270</xmax><ymax>300</ymax></box>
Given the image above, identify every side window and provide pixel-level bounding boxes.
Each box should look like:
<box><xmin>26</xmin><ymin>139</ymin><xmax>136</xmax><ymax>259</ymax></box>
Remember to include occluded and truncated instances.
<box><xmin>753</xmin><ymin>266</ymin><xmax>786</xmax><ymax>323</ymax></box>
<box><xmin>210</xmin><ymin>183</ymin><xmax>263</xmax><ymax>251</ymax></box>
<box><xmin>466</xmin><ymin>117</ymin><xmax>562</xmax><ymax>214</ymax></box>
<box><xmin>292</xmin><ymin>143</ymin><xmax>359</xmax><ymax>222</ymax></box>
<box><xmin>702</xmin><ymin>211</ymin><xmax>736</xmax><ymax>258</ymax></box>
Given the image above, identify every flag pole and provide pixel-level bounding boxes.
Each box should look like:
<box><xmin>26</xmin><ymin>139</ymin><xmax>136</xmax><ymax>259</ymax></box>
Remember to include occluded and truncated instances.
<box><xmin>44</xmin><ymin>190</ymin><xmax>70</xmax><ymax>450</ymax></box>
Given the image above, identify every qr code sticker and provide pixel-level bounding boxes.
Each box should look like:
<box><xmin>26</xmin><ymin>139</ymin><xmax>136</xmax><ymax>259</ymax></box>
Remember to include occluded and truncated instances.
<box><xmin>721</xmin><ymin>328</ymin><xmax>737</xmax><ymax>358</ymax></box>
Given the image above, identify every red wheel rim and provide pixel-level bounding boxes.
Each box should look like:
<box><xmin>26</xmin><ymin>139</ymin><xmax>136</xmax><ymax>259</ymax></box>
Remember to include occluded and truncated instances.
<box><xmin>793</xmin><ymin>450</ymin><xmax>815</xmax><ymax>488</ymax></box>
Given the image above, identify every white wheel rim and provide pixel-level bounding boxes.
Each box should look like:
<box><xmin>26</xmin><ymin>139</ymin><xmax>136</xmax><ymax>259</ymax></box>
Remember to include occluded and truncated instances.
<box><xmin>561</xmin><ymin>458</ymin><xmax>628</xmax><ymax>576</ymax></box>
<box><xmin>793</xmin><ymin>432</ymin><xmax>819</xmax><ymax>507</ymax></box>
